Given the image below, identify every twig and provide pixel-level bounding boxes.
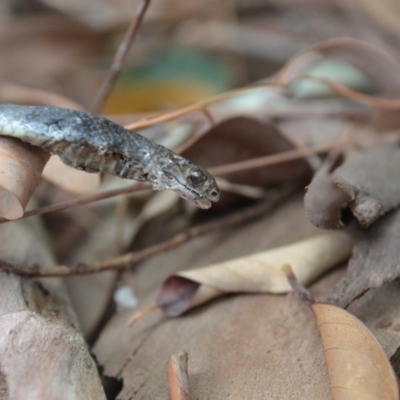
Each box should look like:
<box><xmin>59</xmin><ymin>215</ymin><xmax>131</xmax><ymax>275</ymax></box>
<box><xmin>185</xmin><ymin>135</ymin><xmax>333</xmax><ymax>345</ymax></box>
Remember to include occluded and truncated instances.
<box><xmin>167</xmin><ymin>352</ymin><xmax>192</xmax><ymax>400</ymax></box>
<box><xmin>125</xmin><ymin>82</ymin><xmax>283</xmax><ymax>131</ymax></box>
<box><xmin>0</xmin><ymin>182</ymin><xmax>150</xmax><ymax>224</ymax></box>
<box><xmin>89</xmin><ymin>0</ymin><xmax>151</xmax><ymax>113</ymax></box>
<box><xmin>0</xmin><ymin>186</ymin><xmax>296</xmax><ymax>276</ymax></box>
<box><xmin>208</xmin><ymin>139</ymin><xmax>347</xmax><ymax>176</ymax></box>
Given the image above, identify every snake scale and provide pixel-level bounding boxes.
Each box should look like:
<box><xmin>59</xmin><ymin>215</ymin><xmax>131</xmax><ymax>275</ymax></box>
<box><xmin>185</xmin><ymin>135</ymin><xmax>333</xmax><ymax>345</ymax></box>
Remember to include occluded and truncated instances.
<box><xmin>0</xmin><ymin>104</ymin><xmax>220</xmax><ymax>209</ymax></box>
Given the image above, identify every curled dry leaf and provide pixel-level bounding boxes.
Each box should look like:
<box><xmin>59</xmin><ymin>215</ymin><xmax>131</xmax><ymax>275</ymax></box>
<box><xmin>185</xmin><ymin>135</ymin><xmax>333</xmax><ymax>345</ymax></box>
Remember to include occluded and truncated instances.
<box><xmin>0</xmin><ymin>81</ymin><xmax>101</xmax><ymax>195</ymax></box>
<box><xmin>181</xmin><ymin>116</ymin><xmax>313</xmax><ymax>209</ymax></box>
<box><xmin>328</xmin><ymin>207</ymin><xmax>400</xmax><ymax>308</ymax></box>
<box><xmin>287</xmin><ymin>267</ymin><xmax>399</xmax><ymax>400</ymax></box>
<box><xmin>304</xmin><ymin>152</ymin><xmax>351</xmax><ymax>229</ymax></box>
<box><xmin>0</xmin><ymin>137</ymin><xmax>49</xmax><ymax>219</ymax></box>
<box><xmin>157</xmin><ymin>232</ymin><xmax>354</xmax><ymax>316</ymax></box>
<box><xmin>305</xmin><ymin>143</ymin><xmax>400</xmax><ymax>229</ymax></box>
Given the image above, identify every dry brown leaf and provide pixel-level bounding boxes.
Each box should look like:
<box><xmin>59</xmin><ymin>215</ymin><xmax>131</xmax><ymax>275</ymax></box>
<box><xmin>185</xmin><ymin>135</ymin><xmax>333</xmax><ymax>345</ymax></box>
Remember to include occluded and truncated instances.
<box><xmin>0</xmin><ymin>137</ymin><xmax>49</xmax><ymax>219</ymax></box>
<box><xmin>305</xmin><ymin>143</ymin><xmax>400</xmax><ymax>229</ymax></box>
<box><xmin>287</xmin><ymin>268</ymin><xmax>399</xmax><ymax>400</ymax></box>
<box><xmin>314</xmin><ymin>303</ymin><xmax>399</xmax><ymax>399</ymax></box>
<box><xmin>181</xmin><ymin>116</ymin><xmax>313</xmax><ymax>209</ymax></box>
<box><xmin>328</xmin><ymin>207</ymin><xmax>400</xmax><ymax>308</ymax></box>
<box><xmin>156</xmin><ymin>232</ymin><xmax>354</xmax><ymax>316</ymax></box>
<box><xmin>0</xmin><ymin>214</ymin><xmax>105</xmax><ymax>399</ymax></box>
<box><xmin>94</xmin><ymin>194</ymin><xmax>400</xmax><ymax>399</ymax></box>
<box><xmin>94</xmin><ymin>197</ymin><xmax>335</xmax><ymax>399</ymax></box>
<box><xmin>304</xmin><ymin>152</ymin><xmax>351</xmax><ymax>229</ymax></box>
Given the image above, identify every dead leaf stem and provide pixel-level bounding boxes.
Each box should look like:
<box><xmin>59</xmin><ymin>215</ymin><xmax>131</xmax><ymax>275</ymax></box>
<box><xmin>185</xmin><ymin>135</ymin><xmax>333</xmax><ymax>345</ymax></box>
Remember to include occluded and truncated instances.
<box><xmin>127</xmin><ymin>304</ymin><xmax>160</xmax><ymax>327</ymax></box>
<box><xmin>0</xmin><ymin>187</ymin><xmax>296</xmax><ymax>276</ymax></box>
<box><xmin>89</xmin><ymin>0</ymin><xmax>151</xmax><ymax>113</ymax></box>
<box><xmin>167</xmin><ymin>352</ymin><xmax>192</xmax><ymax>400</ymax></box>
<box><xmin>283</xmin><ymin>265</ymin><xmax>314</xmax><ymax>304</ymax></box>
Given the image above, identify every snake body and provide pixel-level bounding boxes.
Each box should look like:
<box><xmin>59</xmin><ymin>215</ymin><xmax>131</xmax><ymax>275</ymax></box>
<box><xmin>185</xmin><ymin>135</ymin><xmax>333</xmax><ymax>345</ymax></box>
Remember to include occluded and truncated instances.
<box><xmin>0</xmin><ymin>104</ymin><xmax>220</xmax><ymax>209</ymax></box>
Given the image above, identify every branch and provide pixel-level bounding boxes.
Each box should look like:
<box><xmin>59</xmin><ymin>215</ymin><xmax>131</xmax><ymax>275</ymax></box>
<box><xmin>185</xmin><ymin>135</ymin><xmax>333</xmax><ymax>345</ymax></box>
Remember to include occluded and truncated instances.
<box><xmin>125</xmin><ymin>82</ymin><xmax>282</xmax><ymax>131</ymax></box>
<box><xmin>0</xmin><ymin>187</ymin><xmax>296</xmax><ymax>276</ymax></box>
<box><xmin>0</xmin><ymin>182</ymin><xmax>150</xmax><ymax>225</ymax></box>
<box><xmin>89</xmin><ymin>0</ymin><xmax>151</xmax><ymax>113</ymax></box>
<box><xmin>208</xmin><ymin>138</ymin><xmax>347</xmax><ymax>176</ymax></box>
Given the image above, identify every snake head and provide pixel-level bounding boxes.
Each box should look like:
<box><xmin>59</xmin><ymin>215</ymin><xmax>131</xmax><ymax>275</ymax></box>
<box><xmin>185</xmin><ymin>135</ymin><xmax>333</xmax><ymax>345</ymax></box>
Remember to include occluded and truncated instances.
<box><xmin>161</xmin><ymin>159</ymin><xmax>220</xmax><ymax>209</ymax></box>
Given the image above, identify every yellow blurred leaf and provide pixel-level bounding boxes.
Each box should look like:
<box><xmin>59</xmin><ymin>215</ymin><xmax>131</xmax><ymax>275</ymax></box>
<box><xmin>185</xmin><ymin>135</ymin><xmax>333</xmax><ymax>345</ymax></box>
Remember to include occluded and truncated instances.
<box><xmin>104</xmin><ymin>79</ymin><xmax>218</xmax><ymax>114</ymax></box>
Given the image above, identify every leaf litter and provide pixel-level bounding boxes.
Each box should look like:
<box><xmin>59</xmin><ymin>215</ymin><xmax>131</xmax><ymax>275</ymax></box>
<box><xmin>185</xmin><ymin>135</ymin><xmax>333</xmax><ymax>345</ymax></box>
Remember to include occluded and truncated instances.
<box><xmin>3</xmin><ymin>6</ymin><xmax>399</xmax><ymax>398</ymax></box>
<box><xmin>306</xmin><ymin>139</ymin><xmax>400</xmax><ymax>229</ymax></box>
<box><xmin>146</xmin><ymin>232</ymin><xmax>355</xmax><ymax>318</ymax></box>
<box><xmin>286</xmin><ymin>266</ymin><xmax>399</xmax><ymax>400</ymax></box>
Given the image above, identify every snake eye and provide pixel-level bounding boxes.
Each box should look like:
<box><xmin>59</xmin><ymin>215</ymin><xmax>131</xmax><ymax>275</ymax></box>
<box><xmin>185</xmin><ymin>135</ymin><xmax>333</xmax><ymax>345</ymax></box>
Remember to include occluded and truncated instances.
<box><xmin>188</xmin><ymin>169</ymin><xmax>207</xmax><ymax>186</ymax></box>
<box><xmin>210</xmin><ymin>190</ymin><xmax>219</xmax><ymax>198</ymax></box>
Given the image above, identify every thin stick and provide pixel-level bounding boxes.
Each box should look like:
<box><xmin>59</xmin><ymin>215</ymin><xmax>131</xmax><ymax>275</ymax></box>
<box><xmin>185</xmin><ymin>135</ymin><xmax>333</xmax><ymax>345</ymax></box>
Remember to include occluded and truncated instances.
<box><xmin>90</xmin><ymin>0</ymin><xmax>151</xmax><ymax>113</ymax></box>
<box><xmin>0</xmin><ymin>187</ymin><xmax>296</xmax><ymax>276</ymax></box>
<box><xmin>126</xmin><ymin>82</ymin><xmax>283</xmax><ymax>131</ymax></box>
<box><xmin>208</xmin><ymin>139</ymin><xmax>346</xmax><ymax>176</ymax></box>
<box><xmin>167</xmin><ymin>352</ymin><xmax>192</xmax><ymax>400</ymax></box>
<box><xmin>0</xmin><ymin>182</ymin><xmax>150</xmax><ymax>224</ymax></box>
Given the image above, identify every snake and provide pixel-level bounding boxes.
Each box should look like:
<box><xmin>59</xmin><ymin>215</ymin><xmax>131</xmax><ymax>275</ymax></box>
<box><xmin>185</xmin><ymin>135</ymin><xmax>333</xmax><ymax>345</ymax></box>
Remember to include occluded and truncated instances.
<box><xmin>0</xmin><ymin>104</ymin><xmax>220</xmax><ymax>209</ymax></box>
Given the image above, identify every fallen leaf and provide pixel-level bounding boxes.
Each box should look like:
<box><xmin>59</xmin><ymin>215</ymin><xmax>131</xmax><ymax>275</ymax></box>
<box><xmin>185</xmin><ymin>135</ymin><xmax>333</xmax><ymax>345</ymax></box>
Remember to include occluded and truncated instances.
<box><xmin>328</xmin><ymin>207</ymin><xmax>400</xmax><ymax>308</ymax></box>
<box><xmin>312</xmin><ymin>303</ymin><xmax>399</xmax><ymax>400</ymax></box>
<box><xmin>157</xmin><ymin>232</ymin><xmax>354</xmax><ymax>316</ymax></box>
<box><xmin>304</xmin><ymin>152</ymin><xmax>351</xmax><ymax>229</ymax></box>
<box><xmin>93</xmin><ymin>197</ymin><xmax>336</xmax><ymax>400</ymax></box>
<box><xmin>0</xmin><ymin>212</ymin><xmax>106</xmax><ymax>399</ymax></box>
<box><xmin>305</xmin><ymin>142</ymin><xmax>400</xmax><ymax>229</ymax></box>
<box><xmin>287</xmin><ymin>267</ymin><xmax>399</xmax><ymax>400</ymax></box>
<box><xmin>181</xmin><ymin>116</ymin><xmax>313</xmax><ymax>208</ymax></box>
<box><xmin>0</xmin><ymin>137</ymin><xmax>49</xmax><ymax>219</ymax></box>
